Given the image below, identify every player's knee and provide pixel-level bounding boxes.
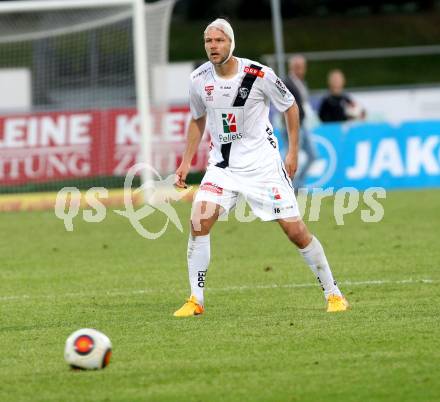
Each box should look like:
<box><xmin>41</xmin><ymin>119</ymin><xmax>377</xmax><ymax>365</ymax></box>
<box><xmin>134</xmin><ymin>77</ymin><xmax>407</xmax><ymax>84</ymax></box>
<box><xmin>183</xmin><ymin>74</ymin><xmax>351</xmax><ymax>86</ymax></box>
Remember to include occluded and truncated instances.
<box><xmin>191</xmin><ymin>220</ymin><xmax>211</xmax><ymax>235</ymax></box>
<box><xmin>285</xmin><ymin>221</ymin><xmax>311</xmax><ymax>248</ymax></box>
<box><xmin>190</xmin><ymin>216</ymin><xmax>212</xmax><ymax>235</ymax></box>
<box><xmin>191</xmin><ymin>202</ymin><xmax>219</xmax><ymax>235</ymax></box>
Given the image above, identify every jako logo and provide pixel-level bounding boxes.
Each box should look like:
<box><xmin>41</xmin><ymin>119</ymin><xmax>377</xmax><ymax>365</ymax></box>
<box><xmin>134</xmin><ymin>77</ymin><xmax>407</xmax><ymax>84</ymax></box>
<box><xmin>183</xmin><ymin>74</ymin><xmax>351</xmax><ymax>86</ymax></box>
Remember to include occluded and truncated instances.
<box><xmin>347</xmin><ymin>135</ymin><xmax>440</xmax><ymax>179</ymax></box>
<box><xmin>305</xmin><ymin>134</ymin><xmax>337</xmax><ymax>188</ymax></box>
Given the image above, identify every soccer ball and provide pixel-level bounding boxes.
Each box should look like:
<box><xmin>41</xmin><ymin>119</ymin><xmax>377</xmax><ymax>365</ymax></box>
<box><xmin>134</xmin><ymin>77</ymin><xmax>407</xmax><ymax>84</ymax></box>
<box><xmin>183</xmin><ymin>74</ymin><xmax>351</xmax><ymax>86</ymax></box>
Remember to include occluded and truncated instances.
<box><xmin>64</xmin><ymin>328</ymin><xmax>112</xmax><ymax>370</ymax></box>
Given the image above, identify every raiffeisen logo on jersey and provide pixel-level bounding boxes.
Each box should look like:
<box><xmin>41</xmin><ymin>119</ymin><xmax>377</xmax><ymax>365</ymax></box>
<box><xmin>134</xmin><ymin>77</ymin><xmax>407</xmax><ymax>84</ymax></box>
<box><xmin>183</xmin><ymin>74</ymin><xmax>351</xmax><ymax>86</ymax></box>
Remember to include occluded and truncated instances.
<box><xmin>219</xmin><ymin>113</ymin><xmax>243</xmax><ymax>143</ymax></box>
<box><xmin>204</xmin><ymin>85</ymin><xmax>214</xmax><ymax>96</ymax></box>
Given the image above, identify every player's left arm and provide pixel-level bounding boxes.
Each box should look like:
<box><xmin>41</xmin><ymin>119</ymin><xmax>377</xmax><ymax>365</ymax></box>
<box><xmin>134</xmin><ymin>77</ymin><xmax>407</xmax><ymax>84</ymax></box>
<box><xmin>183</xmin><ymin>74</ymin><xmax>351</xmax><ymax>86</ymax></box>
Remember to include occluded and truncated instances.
<box><xmin>261</xmin><ymin>66</ymin><xmax>300</xmax><ymax>177</ymax></box>
<box><xmin>283</xmin><ymin>103</ymin><xmax>300</xmax><ymax>177</ymax></box>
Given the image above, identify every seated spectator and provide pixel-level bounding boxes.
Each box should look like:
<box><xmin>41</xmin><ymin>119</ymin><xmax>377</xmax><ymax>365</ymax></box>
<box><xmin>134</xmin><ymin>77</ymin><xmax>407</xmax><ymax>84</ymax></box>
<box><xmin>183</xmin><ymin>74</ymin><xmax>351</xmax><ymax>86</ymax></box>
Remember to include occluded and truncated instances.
<box><xmin>319</xmin><ymin>69</ymin><xmax>365</xmax><ymax>122</ymax></box>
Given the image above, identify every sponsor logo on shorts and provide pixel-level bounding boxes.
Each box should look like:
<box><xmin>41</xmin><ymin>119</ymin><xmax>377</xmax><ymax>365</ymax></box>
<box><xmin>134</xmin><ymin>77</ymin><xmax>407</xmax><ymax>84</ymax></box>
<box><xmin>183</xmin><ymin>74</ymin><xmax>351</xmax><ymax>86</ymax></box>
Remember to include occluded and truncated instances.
<box><xmin>200</xmin><ymin>182</ymin><xmax>223</xmax><ymax>195</ymax></box>
<box><xmin>269</xmin><ymin>187</ymin><xmax>282</xmax><ymax>200</ymax></box>
<box><xmin>244</xmin><ymin>66</ymin><xmax>265</xmax><ymax>78</ymax></box>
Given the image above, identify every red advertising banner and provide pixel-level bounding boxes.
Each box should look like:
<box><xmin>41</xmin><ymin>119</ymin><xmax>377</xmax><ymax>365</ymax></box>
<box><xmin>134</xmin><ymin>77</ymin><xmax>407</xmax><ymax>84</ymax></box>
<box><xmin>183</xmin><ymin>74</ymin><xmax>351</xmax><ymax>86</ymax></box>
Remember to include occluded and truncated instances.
<box><xmin>0</xmin><ymin>106</ymin><xmax>210</xmax><ymax>185</ymax></box>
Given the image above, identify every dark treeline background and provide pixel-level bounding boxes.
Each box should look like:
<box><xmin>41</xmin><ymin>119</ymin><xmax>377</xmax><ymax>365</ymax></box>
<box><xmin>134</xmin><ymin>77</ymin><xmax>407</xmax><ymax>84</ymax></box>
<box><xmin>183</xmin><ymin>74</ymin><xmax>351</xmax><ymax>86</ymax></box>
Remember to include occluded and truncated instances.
<box><xmin>170</xmin><ymin>0</ymin><xmax>438</xmax><ymax>20</ymax></box>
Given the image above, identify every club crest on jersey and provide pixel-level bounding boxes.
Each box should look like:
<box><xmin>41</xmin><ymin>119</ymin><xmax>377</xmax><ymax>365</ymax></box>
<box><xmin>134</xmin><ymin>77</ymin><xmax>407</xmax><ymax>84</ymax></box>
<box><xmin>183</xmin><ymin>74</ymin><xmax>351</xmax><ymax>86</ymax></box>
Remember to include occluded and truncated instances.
<box><xmin>244</xmin><ymin>66</ymin><xmax>265</xmax><ymax>78</ymax></box>
<box><xmin>238</xmin><ymin>87</ymin><xmax>249</xmax><ymax>99</ymax></box>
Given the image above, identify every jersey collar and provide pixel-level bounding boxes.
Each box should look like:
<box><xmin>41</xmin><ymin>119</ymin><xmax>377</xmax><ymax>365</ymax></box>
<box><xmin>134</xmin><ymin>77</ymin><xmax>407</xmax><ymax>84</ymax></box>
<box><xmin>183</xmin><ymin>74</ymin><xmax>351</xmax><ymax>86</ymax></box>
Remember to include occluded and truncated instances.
<box><xmin>211</xmin><ymin>57</ymin><xmax>243</xmax><ymax>81</ymax></box>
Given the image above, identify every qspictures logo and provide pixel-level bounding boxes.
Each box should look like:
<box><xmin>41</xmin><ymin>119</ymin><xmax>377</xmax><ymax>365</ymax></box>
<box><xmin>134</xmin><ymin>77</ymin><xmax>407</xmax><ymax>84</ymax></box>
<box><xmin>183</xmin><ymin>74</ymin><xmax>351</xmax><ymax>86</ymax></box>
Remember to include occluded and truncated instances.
<box><xmin>54</xmin><ymin>166</ymin><xmax>387</xmax><ymax>239</ymax></box>
<box><xmin>54</xmin><ymin>163</ymin><xmax>192</xmax><ymax>240</ymax></box>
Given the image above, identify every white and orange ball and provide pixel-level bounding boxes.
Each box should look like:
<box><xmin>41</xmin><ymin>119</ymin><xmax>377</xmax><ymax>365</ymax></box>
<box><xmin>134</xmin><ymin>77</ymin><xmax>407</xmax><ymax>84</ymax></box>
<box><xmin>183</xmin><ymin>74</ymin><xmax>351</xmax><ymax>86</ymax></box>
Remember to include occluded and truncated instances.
<box><xmin>64</xmin><ymin>328</ymin><xmax>112</xmax><ymax>370</ymax></box>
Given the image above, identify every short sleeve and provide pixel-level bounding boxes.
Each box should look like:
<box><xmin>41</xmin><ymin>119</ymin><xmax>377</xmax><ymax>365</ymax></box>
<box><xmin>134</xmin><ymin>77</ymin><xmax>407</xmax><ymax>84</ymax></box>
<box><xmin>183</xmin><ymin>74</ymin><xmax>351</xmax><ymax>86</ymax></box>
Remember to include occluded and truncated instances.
<box><xmin>189</xmin><ymin>78</ymin><xmax>206</xmax><ymax>119</ymax></box>
<box><xmin>263</xmin><ymin>68</ymin><xmax>295</xmax><ymax>112</ymax></box>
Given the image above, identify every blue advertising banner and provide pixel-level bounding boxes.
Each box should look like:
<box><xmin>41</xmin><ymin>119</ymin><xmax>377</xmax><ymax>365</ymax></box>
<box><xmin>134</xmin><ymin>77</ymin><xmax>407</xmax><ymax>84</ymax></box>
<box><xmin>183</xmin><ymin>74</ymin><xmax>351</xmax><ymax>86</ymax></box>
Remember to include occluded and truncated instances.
<box><xmin>298</xmin><ymin>120</ymin><xmax>440</xmax><ymax>190</ymax></box>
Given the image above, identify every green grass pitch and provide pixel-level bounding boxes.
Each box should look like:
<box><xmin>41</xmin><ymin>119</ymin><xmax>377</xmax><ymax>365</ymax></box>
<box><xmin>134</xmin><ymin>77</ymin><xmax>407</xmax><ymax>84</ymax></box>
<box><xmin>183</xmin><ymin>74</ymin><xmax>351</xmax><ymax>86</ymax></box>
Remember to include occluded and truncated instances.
<box><xmin>1</xmin><ymin>189</ymin><xmax>439</xmax><ymax>402</ymax></box>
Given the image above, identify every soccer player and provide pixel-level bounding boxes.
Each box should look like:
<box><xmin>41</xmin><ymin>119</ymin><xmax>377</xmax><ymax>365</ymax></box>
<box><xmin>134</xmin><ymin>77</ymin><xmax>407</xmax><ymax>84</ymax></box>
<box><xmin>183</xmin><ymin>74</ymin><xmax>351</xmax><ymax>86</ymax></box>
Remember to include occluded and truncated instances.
<box><xmin>173</xmin><ymin>18</ymin><xmax>348</xmax><ymax>317</ymax></box>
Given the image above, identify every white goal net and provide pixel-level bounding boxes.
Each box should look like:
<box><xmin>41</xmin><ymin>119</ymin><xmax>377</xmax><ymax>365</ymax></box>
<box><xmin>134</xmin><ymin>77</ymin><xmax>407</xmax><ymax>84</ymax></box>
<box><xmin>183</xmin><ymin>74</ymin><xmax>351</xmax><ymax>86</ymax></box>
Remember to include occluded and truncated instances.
<box><xmin>0</xmin><ymin>0</ymin><xmax>175</xmax><ymax>194</ymax></box>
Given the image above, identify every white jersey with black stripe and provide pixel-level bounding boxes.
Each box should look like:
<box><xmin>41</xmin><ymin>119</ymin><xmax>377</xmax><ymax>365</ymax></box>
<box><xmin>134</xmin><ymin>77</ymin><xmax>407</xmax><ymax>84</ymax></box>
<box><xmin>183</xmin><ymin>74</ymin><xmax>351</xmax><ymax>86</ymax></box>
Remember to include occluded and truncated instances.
<box><xmin>189</xmin><ymin>57</ymin><xmax>295</xmax><ymax>172</ymax></box>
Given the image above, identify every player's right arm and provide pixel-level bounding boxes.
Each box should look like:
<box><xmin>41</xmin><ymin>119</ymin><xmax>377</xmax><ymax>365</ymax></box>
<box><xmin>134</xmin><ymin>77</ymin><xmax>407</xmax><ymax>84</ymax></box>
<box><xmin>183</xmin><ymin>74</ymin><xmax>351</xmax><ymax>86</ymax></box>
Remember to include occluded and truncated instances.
<box><xmin>175</xmin><ymin>115</ymin><xmax>206</xmax><ymax>188</ymax></box>
<box><xmin>176</xmin><ymin>71</ymin><xmax>208</xmax><ymax>188</ymax></box>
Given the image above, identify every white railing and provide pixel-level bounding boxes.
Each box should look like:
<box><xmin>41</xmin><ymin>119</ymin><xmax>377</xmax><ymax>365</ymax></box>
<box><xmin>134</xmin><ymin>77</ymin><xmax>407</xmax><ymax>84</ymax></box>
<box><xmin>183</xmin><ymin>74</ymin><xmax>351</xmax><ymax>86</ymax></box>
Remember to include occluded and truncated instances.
<box><xmin>263</xmin><ymin>44</ymin><xmax>440</xmax><ymax>64</ymax></box>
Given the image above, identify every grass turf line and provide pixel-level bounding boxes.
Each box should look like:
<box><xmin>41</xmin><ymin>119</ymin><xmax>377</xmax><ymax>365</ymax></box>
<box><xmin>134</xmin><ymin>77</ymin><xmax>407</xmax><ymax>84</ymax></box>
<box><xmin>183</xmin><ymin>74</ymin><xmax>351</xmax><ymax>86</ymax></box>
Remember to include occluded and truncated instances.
<box><xmin>0</xmin><ymin>189</ymin><xmax>439</xmax><ymax>402</ymax></box>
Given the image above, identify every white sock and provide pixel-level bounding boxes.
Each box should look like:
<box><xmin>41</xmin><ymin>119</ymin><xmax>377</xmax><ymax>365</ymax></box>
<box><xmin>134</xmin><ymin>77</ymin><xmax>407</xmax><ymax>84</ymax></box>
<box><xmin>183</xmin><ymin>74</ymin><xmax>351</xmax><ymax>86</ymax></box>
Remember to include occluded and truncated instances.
<box><xmin>187</xmin><ymin>234</ymin><xmax>210</xmax><ymax>305</ymax></box>
<box><xmin>298</xmin><ymin>236</ymin><xmax>342</xmax><ymax>299</ymax></box>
